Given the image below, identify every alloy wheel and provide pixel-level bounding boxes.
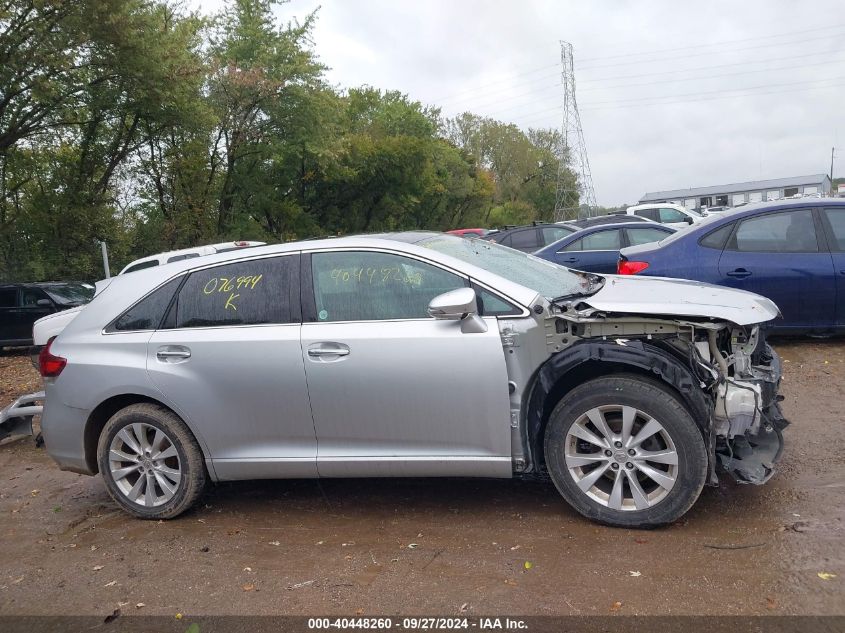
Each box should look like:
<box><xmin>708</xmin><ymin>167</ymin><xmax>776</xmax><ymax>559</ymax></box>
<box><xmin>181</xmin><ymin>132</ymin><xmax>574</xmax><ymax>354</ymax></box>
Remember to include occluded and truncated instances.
<box><xmin>108</xmin><ymin>423</ymin><xmax>182</xmax><ymax>507</ymax></box>
<box><xmin>564</xmin><ymin>405</ymin><xmax>678</xmax><ymax>511</ymax></box>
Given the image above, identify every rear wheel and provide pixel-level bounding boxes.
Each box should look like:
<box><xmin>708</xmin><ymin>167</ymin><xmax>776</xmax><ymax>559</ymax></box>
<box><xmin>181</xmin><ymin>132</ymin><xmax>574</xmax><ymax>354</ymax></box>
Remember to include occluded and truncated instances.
<box><xmin>97</xmin><ymin>403</ymin><xmax>206</xmax><ymax>519</ymax></box>
<box><xmin>544</xmin><ymin>375</ymin><xmax>707</xmax><ymax>528</ymax></box>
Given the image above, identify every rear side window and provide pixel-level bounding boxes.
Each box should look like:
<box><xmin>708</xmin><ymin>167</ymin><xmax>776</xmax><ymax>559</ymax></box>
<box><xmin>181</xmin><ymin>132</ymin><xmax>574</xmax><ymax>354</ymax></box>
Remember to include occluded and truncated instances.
<box><xmin>541</xmin><ymin>226</ymin><xmax>574</xmax><ymax>245</ymax></box>
<box><xmin>509</xmin><ymin>229</ymin><xmax>541</xmax><ymax>250</ymax></box>
<box><xmin>633</xmin><ymin>208</ymin><xmax>659</xmax><ymax>221</ymax></box>
<box><xmin>0</xmin><ymin>288</ymin><xmax>16</xmax><ymax>307</ymax></box>
<box><xmin>580</xmin><ymin>229</ymin><xmax>621</xmax><ymax>250</ymax></box>
<box><xmin>111</xmin><ymin>277</ymin><xmax>183</xmax><ymax>332</ymax></box>
<box><xmin>699</xmin><ymin>223</ymin><xmax>734</xmax><ymax>250</ymax></box>
<box><xmin>175</xmin><ymin>258</ymin><xmax>291</xmax><ymax>328</ymax></box>
<box><xmin>626</xmin><ymin>227</ymin><xmax>671</xmax><ymax>246</ymax></box>
<box><xmin>822</xmin><ymin>208</ymin><xmax>845</xmax><ymax>251</ymax></box>
<box><xmin>730</xmin><ymin>209</ymin><xmax>818</xmax><ymax>253</ymax></box>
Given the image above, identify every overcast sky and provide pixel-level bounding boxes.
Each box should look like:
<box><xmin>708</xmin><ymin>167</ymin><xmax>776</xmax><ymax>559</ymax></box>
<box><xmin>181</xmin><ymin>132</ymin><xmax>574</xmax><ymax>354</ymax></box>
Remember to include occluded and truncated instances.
<box><xmin>189</xmin><ymin>0</ymin><xmax>844</xmax><ymax>206</ymax></box>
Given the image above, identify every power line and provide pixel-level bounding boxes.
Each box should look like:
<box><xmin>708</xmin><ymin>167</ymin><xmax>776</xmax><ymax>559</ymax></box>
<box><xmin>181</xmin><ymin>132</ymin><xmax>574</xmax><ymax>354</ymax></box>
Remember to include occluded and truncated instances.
<box><xmin>439</xmin><ymin>47</ymin><xmax>842</xmax><ymax>117</ymax></box>
<box><xmin>577</xmin><ymin>30</ymin><xmax>845</xmax><ymax>70</ymax></box>
<box><xmin>577</xmin><ymin>22</ymin><xmax>845</xmax><ymax>63</ymax></box>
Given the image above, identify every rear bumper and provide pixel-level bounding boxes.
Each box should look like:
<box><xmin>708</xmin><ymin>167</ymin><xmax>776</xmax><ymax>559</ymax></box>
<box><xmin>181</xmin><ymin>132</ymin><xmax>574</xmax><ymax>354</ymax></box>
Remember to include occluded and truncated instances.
<box><xmin>40</xmin><ymin>394</ymin><xmax>93</xmax><ymax>475</ymax></box>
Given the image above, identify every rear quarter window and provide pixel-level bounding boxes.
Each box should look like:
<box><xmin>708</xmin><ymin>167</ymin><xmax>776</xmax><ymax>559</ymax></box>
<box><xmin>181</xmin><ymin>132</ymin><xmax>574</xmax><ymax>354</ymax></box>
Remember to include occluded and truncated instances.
<box><xmin>699</xmin><ymin>223</ymin><xmax>735</xmax><ymax>250</ymax></box>
<box><xmin>109</xmin><ymin>277</ymin><xmax>183</xmax><ymax>332</ymax></box>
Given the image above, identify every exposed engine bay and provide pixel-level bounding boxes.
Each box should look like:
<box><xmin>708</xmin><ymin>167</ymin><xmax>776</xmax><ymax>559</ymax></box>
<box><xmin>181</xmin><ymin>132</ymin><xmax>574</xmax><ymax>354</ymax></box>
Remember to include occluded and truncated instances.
<box><xmin>534</xmin><ymin>292</ymin><xmax>789</xmax><ymax>486</ymax></box>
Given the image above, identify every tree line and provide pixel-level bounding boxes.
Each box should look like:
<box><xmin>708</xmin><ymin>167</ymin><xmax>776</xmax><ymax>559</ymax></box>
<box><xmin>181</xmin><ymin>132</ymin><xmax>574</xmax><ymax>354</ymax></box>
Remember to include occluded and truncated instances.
<box><xmin>0</xmin><ymin>0</ymin><xmax>577</xmax><ymax>281</ymax></box>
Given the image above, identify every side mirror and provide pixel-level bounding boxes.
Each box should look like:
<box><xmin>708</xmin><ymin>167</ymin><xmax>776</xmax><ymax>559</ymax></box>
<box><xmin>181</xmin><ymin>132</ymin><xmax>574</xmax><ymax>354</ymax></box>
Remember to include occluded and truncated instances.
<box><xmin>36</xmin><ymin>298</ymin><xmax>52</xmax><ymax>307</ymax></box>
<box><xmin>427</xmin><ymin>287</ymin><xmax>487</xmax><ymax>333</ymax></box>
<box><xmin>685</xmin><ymin>216</ymin><xmax>694</xmax><ymax>225</ymax></box>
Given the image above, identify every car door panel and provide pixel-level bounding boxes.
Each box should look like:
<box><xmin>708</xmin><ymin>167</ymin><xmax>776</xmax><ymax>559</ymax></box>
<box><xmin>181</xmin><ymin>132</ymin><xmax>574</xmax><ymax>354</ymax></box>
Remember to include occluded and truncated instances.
<box><xmin>717</xmin><ymin>208</ymin><xmax>835</xmax><ymax>329</ymax></box>
<box><xmin>145</xmin><ymin>254</ymin><xmax>317</xmax><ymax>479</ymax></box>
<box><xmin>819</xmin><ymin>206</ymin><xmax>845</xmax><ymax>328</ymax></box>
<box><xmin>302</xmin><ymin>250</ymin><xmax>512</xmax><ymax>478</ymax></box>
<box><xmin>301</xmin><ymin>318</ymin><xmax>512</xmax><ymax>477</ymax></box>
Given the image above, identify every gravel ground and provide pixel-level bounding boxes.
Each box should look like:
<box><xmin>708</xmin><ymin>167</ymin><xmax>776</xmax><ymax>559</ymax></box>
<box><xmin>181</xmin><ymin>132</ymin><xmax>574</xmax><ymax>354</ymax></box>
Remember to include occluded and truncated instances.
<box><xmin>0</xmin><ymin>340</ymin><xmax>843</xmax><ymax>617</ymax></box>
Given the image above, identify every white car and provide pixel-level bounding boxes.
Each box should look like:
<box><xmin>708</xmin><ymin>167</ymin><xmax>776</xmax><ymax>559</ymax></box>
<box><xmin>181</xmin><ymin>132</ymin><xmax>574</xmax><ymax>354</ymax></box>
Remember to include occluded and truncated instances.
<box><xmin>33</xmin><ymin>241</ymin><xmax>266</xmax><ymax>347</ymax></box>
<box><xmin>624</xmin><ymin>203</ymin><xmax>705</xmax><ymax>229</ymax></box>
<box><xmin>119</xmin><ymin>241</ymin><xmax>265</xmax><ymax>274</ymax></box>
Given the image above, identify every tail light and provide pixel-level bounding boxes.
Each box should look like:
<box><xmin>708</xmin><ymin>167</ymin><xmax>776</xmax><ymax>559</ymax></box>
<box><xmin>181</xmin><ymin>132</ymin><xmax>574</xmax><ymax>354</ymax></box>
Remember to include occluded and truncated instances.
<box><xmin>617</xmin><ymin>260</ymin><xmax>649</xmax><ymax>275</ymax></box>
<box><xmin>39</xmin><ymin>337</ymin><xmax>66</xmax><ymax>378</ymax></box>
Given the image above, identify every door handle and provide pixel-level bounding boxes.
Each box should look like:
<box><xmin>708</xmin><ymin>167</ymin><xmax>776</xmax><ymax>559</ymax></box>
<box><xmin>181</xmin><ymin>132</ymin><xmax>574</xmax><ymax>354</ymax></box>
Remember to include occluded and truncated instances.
<box><xmin>726</xmin><ymin>268</ymin><xmax>752</xmax><ymax>279</ymax></box>
<box><xmin>561</xmin><ymin>257</ymin><xmax>579</xmax><ymax>263</ymax></box>
<box><xmin>307</xmin><ymin>343</ymin><xmax>350</xmax><ymax>358</ymax></box>
<box><xmin>156</xmin><ymin>346</ymin><xmax>191</xmax><ymax>362</ymax></box>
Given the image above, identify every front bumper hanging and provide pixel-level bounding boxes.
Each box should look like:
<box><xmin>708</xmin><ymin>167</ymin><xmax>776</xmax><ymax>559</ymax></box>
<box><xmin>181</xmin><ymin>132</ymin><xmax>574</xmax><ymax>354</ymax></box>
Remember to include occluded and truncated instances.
<box><xmin>0</xmin><ymin>391</ymin><xmax>43</xmax><ymax>441</ymax></box>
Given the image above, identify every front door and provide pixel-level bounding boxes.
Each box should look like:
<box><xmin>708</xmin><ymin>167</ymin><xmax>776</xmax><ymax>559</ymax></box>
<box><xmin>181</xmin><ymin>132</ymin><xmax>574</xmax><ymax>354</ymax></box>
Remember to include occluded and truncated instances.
<box><xmin>717</xmin><ymin>208</ymin><xmax>835</xmax><ymax>330</ymax></box>
<box><xmin>301</xmin><ymin>249</ymin><xmax>512</xmax><ymax>478</ymax></box>
<box><xmin>818</xmin><ymin>206</ymin><xmax>845</xmax><ymax>328</ymax></box>
<box><xmin>146</xmin><ymin>254</ymin><xmax>318</xmax><ymax>480</ymax></box>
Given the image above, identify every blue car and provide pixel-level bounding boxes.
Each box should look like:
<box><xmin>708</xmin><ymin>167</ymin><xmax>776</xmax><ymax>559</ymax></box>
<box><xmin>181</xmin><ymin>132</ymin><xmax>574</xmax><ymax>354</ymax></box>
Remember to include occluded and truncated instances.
<box><xmin>534</xmin><ymin>222</ymin><xmax>676</xmax><ymax>273</ymax></box>
<box><xmin>617</xmin><ymin>198</ymin><xmax>845</xmax><ymax>333</ymax></box>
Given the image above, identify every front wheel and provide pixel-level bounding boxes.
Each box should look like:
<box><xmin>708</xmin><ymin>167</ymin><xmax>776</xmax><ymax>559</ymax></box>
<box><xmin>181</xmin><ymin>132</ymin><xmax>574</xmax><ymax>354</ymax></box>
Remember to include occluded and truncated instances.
<box><xmin>544</xmin><ymin>375</ymin><xmax>708</xmax><ymax>528</ymax></box>
<box><xmin>97</xmin><ymin>403</ymin><xmax>206</xmax><ymax>519</ymax></box>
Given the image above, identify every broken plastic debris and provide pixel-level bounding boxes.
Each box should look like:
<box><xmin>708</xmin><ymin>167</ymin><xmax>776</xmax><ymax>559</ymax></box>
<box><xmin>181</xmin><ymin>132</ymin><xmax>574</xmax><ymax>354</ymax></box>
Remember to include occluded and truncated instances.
<box><xmin>628</xmin><ymin>571</ymin><xmax>641</xmax><ymax>577</ymax></box>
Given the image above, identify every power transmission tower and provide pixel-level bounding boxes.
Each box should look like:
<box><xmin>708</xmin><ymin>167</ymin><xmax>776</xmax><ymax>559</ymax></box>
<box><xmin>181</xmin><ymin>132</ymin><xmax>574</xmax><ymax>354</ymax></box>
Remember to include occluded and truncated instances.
<box><xmin>554</xmin><ymin>40</ymin><xmax>597</xmax><ymax>221</ymax></box>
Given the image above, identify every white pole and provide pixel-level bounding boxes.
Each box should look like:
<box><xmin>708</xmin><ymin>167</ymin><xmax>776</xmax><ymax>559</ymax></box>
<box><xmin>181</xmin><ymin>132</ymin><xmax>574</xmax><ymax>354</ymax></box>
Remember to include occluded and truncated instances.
<box><xmin>100</xmin><ymin>241</ymin><xmax>111</xmax><ymax>279</ymax></box>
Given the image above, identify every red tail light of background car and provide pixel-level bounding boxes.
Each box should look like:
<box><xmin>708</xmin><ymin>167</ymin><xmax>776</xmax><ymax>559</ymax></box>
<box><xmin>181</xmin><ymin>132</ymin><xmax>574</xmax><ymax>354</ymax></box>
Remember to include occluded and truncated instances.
<box><xmin>617</xmin><ymin>259</ymin><xmax>649</xmax><ymax>275</ymax></box>
<box><xmin>39</xmin><ymin>337</ymin><xmax>67</xmax><ymax>378</ymax></box>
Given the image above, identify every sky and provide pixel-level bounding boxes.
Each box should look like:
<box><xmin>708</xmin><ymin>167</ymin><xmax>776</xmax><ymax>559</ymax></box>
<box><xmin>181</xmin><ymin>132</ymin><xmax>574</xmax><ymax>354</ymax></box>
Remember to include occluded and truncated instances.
<box><xmin>188</xmin><ymin>0</ymin><xmax>845</xmax><ymax>206</ymax></box>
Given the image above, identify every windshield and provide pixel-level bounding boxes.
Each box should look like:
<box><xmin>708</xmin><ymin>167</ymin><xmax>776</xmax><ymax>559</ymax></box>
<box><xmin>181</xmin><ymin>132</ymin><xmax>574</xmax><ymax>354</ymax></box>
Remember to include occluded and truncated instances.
<box><xmin>684</xmin><ymin>207</ymin><xmax>704</xmax><ymax>217</ymax></box>
<box><xmin>44</xmin><ymin>283</ymin><xmax>95</xmax><ymax>305</ymax></box>
<box><xmin>419</xmin><ymin>235</ymin><xmax>589</xmax><ymax>299</ymax></box>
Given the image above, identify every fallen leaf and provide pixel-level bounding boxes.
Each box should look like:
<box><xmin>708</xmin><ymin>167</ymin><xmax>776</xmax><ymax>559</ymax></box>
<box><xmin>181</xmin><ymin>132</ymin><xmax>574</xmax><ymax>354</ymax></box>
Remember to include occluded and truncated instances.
<box><xmin>242</xmin><ymin>583</ymin><xmax>255</xmax><ymax>592</ymax></box>
<box><xmin>356</xmin><ymin>608</ymin><xmax>365</xmax><ymax>616</ymax></box>
<box><xmin>523</xmin><ymin>561</ymin><xmax>533</xmax><ymax>570</ymax></box>
<box><xmin>316</xmin><ymin>541</ymin><xmax>324</xmax><ymax>545</ymax></box>
<box><xmin>135</xmin><ymin>603</ymin><xmax>146</xmax><ymax>609</ymax></box>
<box><xmin>510</xmin><ymin>545</ymin><xmax>521</xmax><ymax>551</ymax></box>
<box><xmin>459</xmin><ymin>603</ymin><xmax>469</xmax><ymax>614</ymax></box>
<box><xmin>766</xmin><ymin>597</ymin><xmax>778</xmax><ymax>610</ymax></box>
<box><xmin>268</xmin><ymin>541</ymin><xmax>280</xmax><ymax>546</ymax></box>
<box><xmin>610</xmin><ymin>601</ymin><xmax>623</xmax><ymax>612</ymax></box>
<box><xmin>818</xmin><ymin>572</ymin><xmax>837</xmax><ymax>581</ymax></box>
<box><xmin>103</xmin><ymin>580</ymin><xmax>117</xmax><ymax>587</ymax></box>
<box><xmin>287</xmin><ymin>580</ymin><xmax>315</xmax><ymax>590</ymax></box>
<box><xmin>408</xmin><ymin>543</ymin><xmax>419</xmax><ymax>549</ymax></box>
<box><xmin>90</xmin><ymin>546</ymin><xmax>97</xmax><ymax>551</ymax></box>
<box><xmin>30</xmin><ymin>490</ymin><xmax>39</xmax><ymax>496</ymax></box>
<box><xmin>117</xmin><ymin>602</ymin><xmax>128</xmax><ymax>608</ymax></box>
<box><xmin>342</xmin><ymin>542</ymin><xmax>355</xmax><ymax>547</ymax></box>
<box><xmin>11</xmin><ymin>576</ymin><xmax>23</xmax><ymax>585</ymax></box>
<box><xmin>175</xmin><ymin>613</ymin><xmax>183</xmax><ymax>620</ymax></box>
<box><xmin>628</xmin><ymin>571</ymin><xmax>641</xmax><ymax>577</ymax></box>
<box><xmin>92</xmin><ymin>565</ymin><xmax>103</xmax><ymax>571</ymax></box>
<box><xmin>504</xmin><ymin>578</ymin><xmax>518</xmax><ymax>586</ymax></box>
<box><xmin>634</xmin><ymin>538</ymin><xmax>649</xmax><ymax>544</ymax></box>
<box><xmin>243</xmin><ymin>567</ymin><xmax>252</xmax><ymax>572</ymax></box>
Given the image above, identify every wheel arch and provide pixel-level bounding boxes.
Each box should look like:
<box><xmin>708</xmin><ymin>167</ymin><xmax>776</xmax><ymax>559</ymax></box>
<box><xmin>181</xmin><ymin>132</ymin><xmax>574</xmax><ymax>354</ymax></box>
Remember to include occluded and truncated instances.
<box><xmin>83</xmin><ymin>394</ymin><xmax>205</xmax><ymax>476</ymax></box>
<box><xmin>524</xmin><ymin>339</ymin><xmax>715</xmax><ymax>479</ymax></box>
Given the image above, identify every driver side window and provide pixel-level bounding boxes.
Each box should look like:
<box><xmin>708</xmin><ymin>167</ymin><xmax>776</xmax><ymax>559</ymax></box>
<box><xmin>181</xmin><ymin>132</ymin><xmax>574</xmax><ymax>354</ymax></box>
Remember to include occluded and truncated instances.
<box><xmin>311</xmin><ymin>251</ymin><xmax>467</xmax><ymax>322</ymax></box>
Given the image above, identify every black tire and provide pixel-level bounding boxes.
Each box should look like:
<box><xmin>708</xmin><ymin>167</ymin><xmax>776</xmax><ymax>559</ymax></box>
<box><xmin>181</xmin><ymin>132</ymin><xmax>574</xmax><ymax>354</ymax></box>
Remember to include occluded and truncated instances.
<box><xmin>97</xmin><ymin>403</ymin><xmax>206</xmax><ymax>519</ymax></box>
<box><xmin>544</xmin><ymin>374</ymin><xmax>708</xmax><ymax>528</ymax></box>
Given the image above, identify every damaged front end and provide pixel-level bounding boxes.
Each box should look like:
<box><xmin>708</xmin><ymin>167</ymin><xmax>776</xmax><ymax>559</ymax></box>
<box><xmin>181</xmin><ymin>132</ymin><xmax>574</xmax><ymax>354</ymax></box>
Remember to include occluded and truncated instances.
<box><xmin>545</xmin><ymin>281</ymin><xmax>788</xmax><ymax>486</ymax></box>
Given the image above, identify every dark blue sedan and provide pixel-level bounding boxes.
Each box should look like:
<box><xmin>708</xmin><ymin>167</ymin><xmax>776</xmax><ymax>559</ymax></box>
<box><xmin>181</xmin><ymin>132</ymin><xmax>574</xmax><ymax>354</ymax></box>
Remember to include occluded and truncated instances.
<box><xmin>617</xmin><ymin>198</ymin><xmax>845</xmax><ymax>333</ymax></box>
<box><xmin>534</xmin><ymin>222</ymin><xmax>676</xmax><ymax>273</ymax></box>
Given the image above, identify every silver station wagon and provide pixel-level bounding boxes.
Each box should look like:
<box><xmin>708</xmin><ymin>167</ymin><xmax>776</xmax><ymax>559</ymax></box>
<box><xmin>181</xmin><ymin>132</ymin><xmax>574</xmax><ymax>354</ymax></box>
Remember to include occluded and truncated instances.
<box><xmin>38</xmin><ymin>233</ymin><xmax>788</xmax><ymax>527</ymax></box>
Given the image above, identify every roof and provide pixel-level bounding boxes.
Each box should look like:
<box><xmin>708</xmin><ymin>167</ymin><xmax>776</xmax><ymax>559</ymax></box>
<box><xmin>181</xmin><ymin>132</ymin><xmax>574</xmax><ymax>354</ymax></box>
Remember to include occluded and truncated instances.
<box><xmin>640</xmin><ymin>174</ymin><xmax>831</xmax><ymax>202</ymax></box>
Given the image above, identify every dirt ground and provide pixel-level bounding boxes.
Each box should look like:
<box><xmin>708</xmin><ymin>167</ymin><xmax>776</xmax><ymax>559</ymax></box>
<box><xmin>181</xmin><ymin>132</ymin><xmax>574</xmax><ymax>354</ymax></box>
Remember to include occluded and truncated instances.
<box><xmin>1</xmin><ymin>340</ymin><xmax>843</xmax><ymax>617</ymax></box>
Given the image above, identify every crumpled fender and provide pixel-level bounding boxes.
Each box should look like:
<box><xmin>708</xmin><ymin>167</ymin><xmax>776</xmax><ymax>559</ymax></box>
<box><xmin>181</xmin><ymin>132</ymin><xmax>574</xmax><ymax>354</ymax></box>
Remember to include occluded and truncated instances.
<box><xmin>524</xmin><ymin>339</ymin><xmax>716</xmax><ymax>481</ymax></box>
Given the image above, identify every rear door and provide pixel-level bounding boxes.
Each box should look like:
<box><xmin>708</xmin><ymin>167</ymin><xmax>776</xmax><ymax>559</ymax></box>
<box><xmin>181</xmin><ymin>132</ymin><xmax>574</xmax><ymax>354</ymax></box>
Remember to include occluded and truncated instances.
<box><xmin>717</xmin><ymin>208</ymin><xmax>835</xmax><ymax>329</ymax></box>
<box><xmin>818</xmin><ymin>206</ymin><xmax>845</xmax><ymax>328</ymax></box>
<box><xmin>301</xmin><ymin>249</ymin><xmax>512</xmax><ymax>478</ymax></box>
<box><xmin>555</xmin><ymin>228</ymin><xmax>622</xmax><ymax>273</ymax></box>
<box><xmin>146</xmin><ymin>254</ymin><xmax>318</xmax><ymax>479</ymax></box>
